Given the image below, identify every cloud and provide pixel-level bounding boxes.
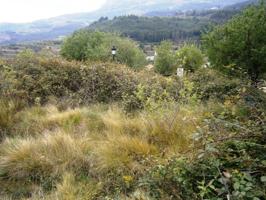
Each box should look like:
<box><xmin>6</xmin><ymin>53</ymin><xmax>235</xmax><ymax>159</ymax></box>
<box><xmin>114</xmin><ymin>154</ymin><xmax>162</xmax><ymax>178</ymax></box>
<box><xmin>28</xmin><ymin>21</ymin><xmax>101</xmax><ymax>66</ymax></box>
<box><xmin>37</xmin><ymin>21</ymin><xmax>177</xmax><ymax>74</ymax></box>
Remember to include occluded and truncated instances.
<box><xmin>0</xmin><ymin>0</ymin><xmax>106</xmax><ymax>23</ymax></box>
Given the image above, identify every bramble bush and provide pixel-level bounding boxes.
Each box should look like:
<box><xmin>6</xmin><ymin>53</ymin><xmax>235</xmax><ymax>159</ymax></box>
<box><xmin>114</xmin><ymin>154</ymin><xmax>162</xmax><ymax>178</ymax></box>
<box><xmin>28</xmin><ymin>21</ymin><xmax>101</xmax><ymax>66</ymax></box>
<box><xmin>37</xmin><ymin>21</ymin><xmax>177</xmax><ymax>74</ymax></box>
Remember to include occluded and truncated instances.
<box><xmin>136</xmin><ymin>87</ymin><xmax>266</xmax><ymax>200</ymax></box>
<box><xmin>1</xmin><ymin>53</ymin><xmax>184</xmax><ymax>112</ymax></box>
<box><xmin>1</xmin><ymin>54</ymin><xmax>138</xmax><ymax>106</ymax></box>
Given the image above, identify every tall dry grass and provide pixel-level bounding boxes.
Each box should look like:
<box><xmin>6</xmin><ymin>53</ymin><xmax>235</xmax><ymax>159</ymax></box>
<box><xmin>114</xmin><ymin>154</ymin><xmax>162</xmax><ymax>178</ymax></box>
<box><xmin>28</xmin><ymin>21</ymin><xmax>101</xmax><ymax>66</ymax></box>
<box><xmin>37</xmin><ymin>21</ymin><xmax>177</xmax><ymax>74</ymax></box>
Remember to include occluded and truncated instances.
<box><xmin>0</xmin><ymin>103</ymin><xmax>207</xmax><ymax>199</ymax></box>
<box><xmin>0</xmin><ymin>99</ymin><xmax>23</xmax><ymax>138</ymax></box>
<box><xmin>0</xmin><ymin>131</ymin><xmax>90</xmax><ymax>180</ymax></box>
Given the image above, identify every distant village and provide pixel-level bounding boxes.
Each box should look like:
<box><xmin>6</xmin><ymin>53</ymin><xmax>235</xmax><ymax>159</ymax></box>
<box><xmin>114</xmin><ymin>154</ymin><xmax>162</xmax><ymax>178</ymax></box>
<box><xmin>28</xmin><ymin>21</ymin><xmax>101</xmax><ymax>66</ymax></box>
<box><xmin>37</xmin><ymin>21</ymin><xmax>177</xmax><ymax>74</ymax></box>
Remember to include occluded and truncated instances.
<box><xmin>0</xmin><ymin>41</ymin><xmax>61</xmax><ymax>58</ymax></box>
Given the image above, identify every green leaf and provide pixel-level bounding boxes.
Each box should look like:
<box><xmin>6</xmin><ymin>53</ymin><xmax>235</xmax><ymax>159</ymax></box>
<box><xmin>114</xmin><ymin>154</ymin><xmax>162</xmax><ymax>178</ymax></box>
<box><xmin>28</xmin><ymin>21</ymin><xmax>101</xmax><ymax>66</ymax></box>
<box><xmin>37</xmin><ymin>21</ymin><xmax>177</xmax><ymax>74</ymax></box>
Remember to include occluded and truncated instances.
<box><xmin>233</xmin><ymin>182</ymin><xmax>240</xmax><ymax>190</ymax></box>
<box><xmin>260</xmin><ymin>176</ymin><xmax>266</xmax><ymax>182</ymax></box>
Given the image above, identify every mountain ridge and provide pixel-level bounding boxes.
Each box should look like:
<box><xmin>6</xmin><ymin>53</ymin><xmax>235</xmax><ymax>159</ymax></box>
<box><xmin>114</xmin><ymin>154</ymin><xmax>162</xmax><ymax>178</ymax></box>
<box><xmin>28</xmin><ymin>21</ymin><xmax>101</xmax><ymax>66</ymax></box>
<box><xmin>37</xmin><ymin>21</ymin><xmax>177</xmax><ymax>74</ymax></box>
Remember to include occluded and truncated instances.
<box><xmin>0</xmin><ymin>0</ymin><xmax>251</xmax><ymax>44</ymax></box>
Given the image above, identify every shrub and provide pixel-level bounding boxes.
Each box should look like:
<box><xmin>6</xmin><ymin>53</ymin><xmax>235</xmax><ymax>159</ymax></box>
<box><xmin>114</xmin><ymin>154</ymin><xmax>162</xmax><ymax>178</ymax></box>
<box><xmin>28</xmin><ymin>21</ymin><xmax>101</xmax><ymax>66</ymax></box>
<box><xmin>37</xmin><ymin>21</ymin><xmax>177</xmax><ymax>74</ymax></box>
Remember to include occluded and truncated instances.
<box><xmin>202</xmin><ymin>2</ymin><xmax>266</xmax><ymax>81</ymax></box>
<box><xmin>61</xmin><ymin>30</ymin><xmax>146</xmax><ymax>69</ymax></box>
<box><xmin>189</xmin><ymin>68</ymin><xmax>242</xmax><ymax>101</ymax></box>
<box><xmin>2</xmin><ymin>56</ymin><xmax>138</xmax><ymax>105</ymax></box>
<box><xmin>176</xmin><ymin>43</ymin><xmax>204</xmax><ymax>72</ymax></box>
<box><xmin>137</xmin><ymin>93</ymin><xmax>266</xmax><ymax>200</ymax></box>
<box><xmin>122</xmin><ymin>74</ymin><xmax>182</xmax><ymax>112</ymax></box>
<box><xmin>155</xmin><ymin>41</ymin><xmax>177</xmax><ymax>76</ymax></box>
<box><xmin>2</xmin><ymin>55</ymin><xmax>182</xmax><ymax>110</ymax></box>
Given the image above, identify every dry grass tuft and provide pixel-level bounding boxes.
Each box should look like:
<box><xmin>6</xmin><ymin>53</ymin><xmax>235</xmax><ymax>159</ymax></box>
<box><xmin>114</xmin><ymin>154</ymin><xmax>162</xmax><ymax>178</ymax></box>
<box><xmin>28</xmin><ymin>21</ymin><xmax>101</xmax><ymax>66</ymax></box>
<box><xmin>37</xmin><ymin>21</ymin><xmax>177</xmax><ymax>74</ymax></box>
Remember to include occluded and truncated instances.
<box><xmin>0</xmin><ymin>131</ymin><xmax>90</xmax><ymax>180</ymax></box>
<box><xmin>0</xmin><ymin>103</ymin><xmax>207</xmax><ymax>199</ymax></box>
<box><xmin>43</xmin><ymin>107</ymin><xmax>83</xmax><ymax>132</ymax></box>
<box><xmin>142</xmin><ymin>107</ymin><xmax>203</xmax><ymax>153</ymax></box>
<box><xmin>0</xmin><ymin>99</ymin><xmax>22</xmax><ymax>137</ymax></box>
<box><xmin>94</xmin><ymin>134</ymin><xmax>158</xmax><ymax>172</ymax></box>
<box><xmin>51</xmin><ymin>172</ymin><xmax>101</xmax><ymax>200</ymax></box>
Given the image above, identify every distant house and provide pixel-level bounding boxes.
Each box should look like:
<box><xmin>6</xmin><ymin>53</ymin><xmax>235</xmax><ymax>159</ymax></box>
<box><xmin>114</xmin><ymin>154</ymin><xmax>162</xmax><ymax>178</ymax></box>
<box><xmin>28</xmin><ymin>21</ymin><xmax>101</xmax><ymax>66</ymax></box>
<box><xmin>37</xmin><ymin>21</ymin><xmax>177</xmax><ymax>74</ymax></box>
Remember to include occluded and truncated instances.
<box><xmin>146</xmin><ymin>55</ymin><xmax>155</xmax><ymax>62</ymax></box>
<box><xmin>146</xmin><ymin>51</ymin><xmax>157</xmax><ymax>62</ymax></box>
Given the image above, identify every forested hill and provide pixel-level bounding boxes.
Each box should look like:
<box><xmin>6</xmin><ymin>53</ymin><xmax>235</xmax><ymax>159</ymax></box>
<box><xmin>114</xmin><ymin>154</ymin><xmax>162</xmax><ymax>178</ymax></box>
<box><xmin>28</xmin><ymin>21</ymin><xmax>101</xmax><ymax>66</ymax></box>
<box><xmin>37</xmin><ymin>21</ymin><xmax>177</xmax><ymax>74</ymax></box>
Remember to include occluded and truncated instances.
<box><xmin>87</xmin><ymin>12</ymin><xmax>235</xmax><ymax>43</ymax></box>
<box><xmin>87</xmin><ymin>0</ymin><xmax>258</xmax><ymax>44</ymax></box>
<box><xmin>87</xmin><ymin>16</ymin><xmax>210</xmax><ymax>43</ymax></box>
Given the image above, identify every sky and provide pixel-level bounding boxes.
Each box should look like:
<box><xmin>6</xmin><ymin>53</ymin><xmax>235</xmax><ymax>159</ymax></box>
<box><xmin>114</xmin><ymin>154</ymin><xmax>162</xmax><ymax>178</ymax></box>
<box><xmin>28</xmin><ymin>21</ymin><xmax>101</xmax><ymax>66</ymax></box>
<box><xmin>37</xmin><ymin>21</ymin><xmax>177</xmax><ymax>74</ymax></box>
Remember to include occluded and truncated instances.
<box><xmin>0</xmin><ymin>0</ymin><xmax>106</xmax><ymax>23</ymax></box>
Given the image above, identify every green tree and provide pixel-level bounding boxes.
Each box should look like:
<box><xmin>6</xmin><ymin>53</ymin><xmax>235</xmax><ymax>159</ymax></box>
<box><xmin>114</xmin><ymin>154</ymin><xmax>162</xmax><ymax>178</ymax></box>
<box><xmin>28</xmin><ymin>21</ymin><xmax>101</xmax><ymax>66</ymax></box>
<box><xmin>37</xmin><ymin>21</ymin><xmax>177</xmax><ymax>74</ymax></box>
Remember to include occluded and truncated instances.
<box><xmin>176</xmin><ymin>44</ymin><xmax>204</xmax><ymax>72</ymax></box>
<box><xmin>61</xmin><ymin>30</ymin><xmax>93</xmax><ymax>61</ymax></box>
<box><xmin>155</xmin><ymin>41</ymin><xmax>176</xmax><ymax>76</ymax></box>
<box><xmin>61</xmin><ymin>30</ymin><xmax>146</xmax><ymax>69</ymax></box>
<box><xmin>203</xmin><ymin>1</ymin><xmax>266</xmax><ymax>81</ymax></box>
<box><xmin>112</xmin><ymin>37</ymin><xmax>147</xmax><ymax>69</ymax></box>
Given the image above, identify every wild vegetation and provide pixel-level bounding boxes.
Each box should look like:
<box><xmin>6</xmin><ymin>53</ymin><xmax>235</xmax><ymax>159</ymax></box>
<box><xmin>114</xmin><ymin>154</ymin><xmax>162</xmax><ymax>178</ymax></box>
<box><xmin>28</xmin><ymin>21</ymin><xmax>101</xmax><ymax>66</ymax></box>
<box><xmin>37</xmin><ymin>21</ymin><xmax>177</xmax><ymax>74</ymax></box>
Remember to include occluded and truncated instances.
<box><xmin>155</xmin><ymin>41</ymin><xmax>205</xmax><ymax>75</ymax></box>
<box><xmin>61</xmin><ymin>31</ymin><xmax>146</xmax><ymax>69</ymax></box>
<box><xmin>203</xmin><ymin>1</ymin><xmax>266</xmax><ymax>82</ymax></box>
<box><xmin>0</xmin><ymin>2</ymin><xmax>265</xmax><ymax>200</ymax></box>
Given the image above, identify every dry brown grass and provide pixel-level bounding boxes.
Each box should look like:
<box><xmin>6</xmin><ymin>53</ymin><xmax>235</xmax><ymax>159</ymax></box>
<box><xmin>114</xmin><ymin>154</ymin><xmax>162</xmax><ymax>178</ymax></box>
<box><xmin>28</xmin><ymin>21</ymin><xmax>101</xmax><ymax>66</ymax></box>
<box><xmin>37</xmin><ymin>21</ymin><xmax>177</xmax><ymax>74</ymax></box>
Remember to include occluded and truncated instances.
<box><xmin>0</xmin><ymin>103</ymin><xmax>207</xmax><ymax>199</ymax></box>
<box><xmin>0</xmin><ymin>131</ymin><xmax>90</xmax><ymax>180</ymax></box>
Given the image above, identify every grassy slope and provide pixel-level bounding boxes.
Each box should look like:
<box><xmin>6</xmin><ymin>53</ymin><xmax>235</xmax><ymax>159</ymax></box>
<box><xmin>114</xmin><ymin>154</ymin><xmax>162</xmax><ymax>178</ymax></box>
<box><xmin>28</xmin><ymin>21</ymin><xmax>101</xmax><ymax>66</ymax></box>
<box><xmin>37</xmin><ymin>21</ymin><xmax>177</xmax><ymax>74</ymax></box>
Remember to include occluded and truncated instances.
<box><xmin>0</xmin><ymin>56</ymin><xmax>265</xmax><ymax>199</ymax></box>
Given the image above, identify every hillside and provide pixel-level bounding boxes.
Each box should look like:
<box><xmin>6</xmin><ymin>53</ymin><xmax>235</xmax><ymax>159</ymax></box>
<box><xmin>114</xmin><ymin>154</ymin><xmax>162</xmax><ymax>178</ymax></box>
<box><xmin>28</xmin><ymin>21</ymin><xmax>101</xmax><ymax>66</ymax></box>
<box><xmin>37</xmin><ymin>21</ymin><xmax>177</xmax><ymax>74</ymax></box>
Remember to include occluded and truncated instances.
<box><xmin>88</xmin><ymin>16</ymin><xmax>211</xmax><ymax>44</ymax></box>
<box><xmin>0</xmin><ymin>2</ymin><xmax>266</xmax><ymax>199</ymax></box>
<box><xmin>0</xmin><ymin>52</ymin><xmax>265</xmax><ymax>200</ymax></box>
<box><xmin>87</xmin><ymin>6</ymin><xmax>245</xmax><ymax>44</ymax></box>
<box><xmin>87</xmin><ymin>0</ymin><xmax>260</xmax><ymax>44</ymax></box>
<box><xmin>0</xmin><ymin>0</ymin><xmax>249</xmax><ymax>44</ymax></box>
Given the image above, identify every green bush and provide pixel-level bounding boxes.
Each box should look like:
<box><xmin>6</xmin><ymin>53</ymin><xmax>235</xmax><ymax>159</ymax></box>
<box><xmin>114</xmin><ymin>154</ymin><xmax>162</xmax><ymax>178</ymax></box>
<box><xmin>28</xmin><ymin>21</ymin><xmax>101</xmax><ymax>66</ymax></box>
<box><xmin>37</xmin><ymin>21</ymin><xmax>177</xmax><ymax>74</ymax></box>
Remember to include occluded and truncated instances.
<box><xmin>138</xmin><ymin>90</ymin><xmax>266</xmax><ymax>199</ymax></box>
<box><xmin>202</xmin><ymin>2</ymin><xmax>266</xmax><ymax>81</ymax></box>
<box><xmin>61</xmin><ymin>30</ymin><xmax>146</xmax><ymax>69</ymax></box>
<box><xmin>1</xmin><ymin>56</ymin><xmax>134</xmax><ymax>105</ymax></box>
<box><xmin>176</xmin><ymin>43</ymin><xmax>204</xmax><ymax>72</ymax></box>
<box><xmin>189</xmin><ymin>68</ymin><xmax>242</xmax><ymax>101</ymax></box>
<box><xmin>155</xmin><ymin>41</ymin><xmax>177</xmax><ymax>76</ymax></box>
<box><xmin>1</xmin><ymin>55</ymin><xmax>182</xmax><ymax>108</ymax></box>
<box><xmin>122</xmin><ymin>71</ymin><xmax>182</xmax><ymax>112</ymax></box>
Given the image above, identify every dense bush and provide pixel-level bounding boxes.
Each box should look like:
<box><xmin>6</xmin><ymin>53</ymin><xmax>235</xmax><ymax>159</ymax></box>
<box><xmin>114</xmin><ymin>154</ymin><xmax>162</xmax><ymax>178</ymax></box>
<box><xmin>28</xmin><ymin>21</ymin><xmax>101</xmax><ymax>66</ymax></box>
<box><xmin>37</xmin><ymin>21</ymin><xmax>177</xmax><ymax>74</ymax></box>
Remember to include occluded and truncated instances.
<box><xmin>1</xmin><ymin>56</ymin><xmax>134</xmax><ymax>105</ymax></box>
<box><xmin>155</xmin><ymin>41</ymin><xmax>205</xmax><ymax>76</ymax></box>
<box><xmin>176</xmin><ymin>44</ymin><xmax>205</xmax><ymax>72</ymax></box>
<box><xmin>203</xmin><ymin>2</ymin><xmax>266</xmax><ymax>81</ymax></box>
<box><xmin>136</xmin><ymin>86</ymin><xmax>266</xmax><ymax>199</ymax></box>
<box><xmin>61</xmin><ymin>30</ymin><xmax>146</xmax><ymax>69</ymax></box>
<box><xmin>189</xmin><ymin>68</ymin><xmax>243</xmax><ymax>101</ymax></box>
<box><xmin>0</xmin><ymin>54</ymin><xmax>182</xmax><ymax>109</ymax></box>
<box><xmin>155</xmin><ymin>41</ymin><xmax>177</xmax><ymax>76</ymax></box>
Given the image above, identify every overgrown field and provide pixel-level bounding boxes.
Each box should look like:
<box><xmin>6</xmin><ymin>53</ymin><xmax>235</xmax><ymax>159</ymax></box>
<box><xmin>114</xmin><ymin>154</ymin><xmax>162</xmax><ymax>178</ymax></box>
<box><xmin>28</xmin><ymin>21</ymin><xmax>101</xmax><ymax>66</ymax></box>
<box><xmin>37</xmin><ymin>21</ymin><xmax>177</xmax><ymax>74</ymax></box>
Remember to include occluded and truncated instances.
<box><xmin>0</xmin><ymin>55</ymin><xmax>265</xmax><ymax>200</ymax></box>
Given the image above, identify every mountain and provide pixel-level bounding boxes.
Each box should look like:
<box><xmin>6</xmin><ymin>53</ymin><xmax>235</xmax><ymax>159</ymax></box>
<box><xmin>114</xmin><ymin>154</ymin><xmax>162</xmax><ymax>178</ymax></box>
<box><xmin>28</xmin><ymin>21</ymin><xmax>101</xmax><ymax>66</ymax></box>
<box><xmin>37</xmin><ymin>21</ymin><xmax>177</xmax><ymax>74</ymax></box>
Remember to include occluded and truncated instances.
<box><xmin>86</xmin><ymin>5</ymin><xmax>242</xmax><ymax>44</ymax></box>
<box><xmin>88</xmin><ymin>15</ymin><xmax>211</xmax><ymax>44</ymax></box>
<box><xmin>0</xmin><ymin>0</ymin><xmax>251</xmax><ymax>44</ymax></box>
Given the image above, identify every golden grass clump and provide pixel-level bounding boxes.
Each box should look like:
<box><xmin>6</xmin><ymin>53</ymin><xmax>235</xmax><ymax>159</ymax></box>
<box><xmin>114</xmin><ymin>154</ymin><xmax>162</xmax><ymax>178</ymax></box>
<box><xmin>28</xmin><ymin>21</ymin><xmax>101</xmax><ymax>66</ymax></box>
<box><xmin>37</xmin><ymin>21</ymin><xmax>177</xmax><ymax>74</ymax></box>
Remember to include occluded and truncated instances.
<box><xmin>0</xmin><ymin>103</ymin><xmax>207</xmax><ymax>199</ymax></box>
<box><xmin>93</xmin><ymin>134</ymin><xmax>158</xmax><ymax>172</ymax></box>
<box><xmin>12</xmin><ymin>106</ymin><xmax>47</xmax><ymax>136</ymax></box>
<box><xmin>12</xmin><ymin>105</ymin><xmax>94</xmax><ymax>137</ymax></box>
<box><xmin>50</xmin><ymin>172</ymin><xmax>101</xmax><ymax>200</ymax></box>
<box><xmin>0</xmin><ymin>99</ymin><xmax>21</xmax><ymax>136</ymax></box>
<box><xmin>142</xmin><ymin>107</ymin><xmax>203</xmax><ymax>153</ymax></box>
<box><xmin>100</xmin><ymin>106</ymin><xmax>204</xmax><ymax>155</ymax></box>
<box><xmin>0</xmin><ymin>131</ymin><xmax>90</xmax><ymax>180</ymax></box>
<box><xmin>43</xmin><ymin>106</ymin><xmax>83</xmax><ymax>132</ymax></box>
<box><xmin>101</xmin><ymin>108</ymin><xmax>145</xmax><ymax>136</ymax></box>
